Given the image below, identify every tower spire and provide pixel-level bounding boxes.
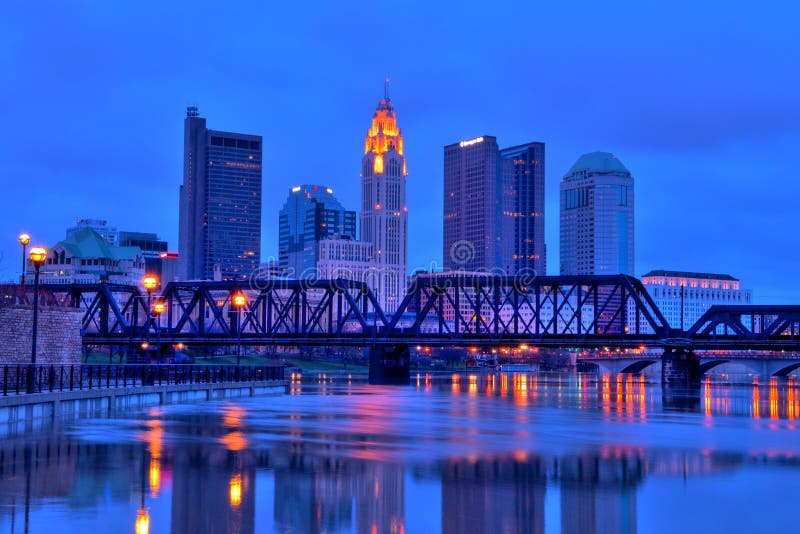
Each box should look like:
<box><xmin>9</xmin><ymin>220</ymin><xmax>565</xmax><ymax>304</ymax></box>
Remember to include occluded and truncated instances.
<box><xmin>384</xmin><ymin>77</ymin><xmax>390</xmax><ymax>102</ymax></box>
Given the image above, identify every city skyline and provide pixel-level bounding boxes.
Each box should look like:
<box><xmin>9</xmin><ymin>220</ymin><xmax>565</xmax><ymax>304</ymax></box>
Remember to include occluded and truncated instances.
<box><xmin>2</xmin><ymin>2</ymin><xmax>799</xmax><ymax>302</ymax></box>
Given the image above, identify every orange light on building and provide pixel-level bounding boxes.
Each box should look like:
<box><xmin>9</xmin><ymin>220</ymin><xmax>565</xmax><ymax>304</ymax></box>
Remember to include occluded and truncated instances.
<box><xmin>374</xmin><ymin>154</ymin><xmax>384</xmax><ymax>174</ymax></box>
<box><xmin>229</xmin><ymin>474</ymin><xmax>242</xmax><ymax>507</ymax></box>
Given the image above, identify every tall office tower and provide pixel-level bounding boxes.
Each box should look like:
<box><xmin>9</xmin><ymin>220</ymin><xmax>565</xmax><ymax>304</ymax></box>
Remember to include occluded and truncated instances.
<box><xmin>559</xmin><ymin>152</ymin><xmax>634</xmax><ymax>275</ymax></box>
<box><xmin>278</xmin><ymin>185</ymin><xmax>356</xmax><ymax>277</ymax></box>
<box><xmin>443</xmin><ymin>136</ymin><xmax>500</xmax><ymax>273</ymax></box>
<box><xmin>178</xmin><ymin>106</ymin><xmax>262</xmax><ymax>281</ymax></box>
<box><xmin>443</xmin><ymin>136</ymin><xmax>546</xmax><ymax>275</ymax></box>
<box><xmin>360</xmin><ymin>81</ymin><xmax>408</xmax><ymax>312</ymax></box>
<box><xmin>500</xmin><ymin>142</ymin><xmax>546</xmax><ymax>275</ymax></box>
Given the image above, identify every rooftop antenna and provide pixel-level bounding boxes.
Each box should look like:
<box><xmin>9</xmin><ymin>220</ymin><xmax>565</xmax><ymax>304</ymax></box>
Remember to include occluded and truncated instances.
<box><xmin>384</xmin><ymin>77</ymin><xmax>390</xmax><ymax>102</ymax></box>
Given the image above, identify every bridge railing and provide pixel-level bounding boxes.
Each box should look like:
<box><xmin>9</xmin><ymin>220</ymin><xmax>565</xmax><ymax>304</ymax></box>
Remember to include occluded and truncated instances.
<box><xmin>1</xmin><ymin>364</ymin><xmax>285</xmax><ymax>396</ymax></box>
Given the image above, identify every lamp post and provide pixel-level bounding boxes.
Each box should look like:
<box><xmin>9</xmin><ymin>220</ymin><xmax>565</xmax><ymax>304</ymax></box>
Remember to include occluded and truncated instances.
<box><xmin>232</xmin><ymin>292</ymin><xmax>247</xmax><ymax>366</ymax></box>
<box><xmin>18</xmin><ymin>233</ymin><xmax>30</xmax><ymax>286</ymax></box>
<box><xmin>27</xmin><ymin>246</ymin><xmax>47</xmax><ymax>393</ymax></box>
<box><xmin>153</xmin><ymin>302</ymin><xmax>165</xmax><ymax>363</ymax></box>
<box><xmin>142</xmin><ymin>275</ymin><xmax>158</xmax><ymax>363</ymax></box>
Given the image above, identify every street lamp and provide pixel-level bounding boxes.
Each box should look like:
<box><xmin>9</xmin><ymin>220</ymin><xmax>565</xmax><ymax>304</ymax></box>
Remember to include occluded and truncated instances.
<box><xmin>232</xmin><ymin>292</ymin><xmax>247</xmax><ymax>366</ymax></box>
<box><xmin>153</xmin><ymin>302</ymin><xmax>165</xmax><ymax>363</ymax></box>
<box><xmin>18</xmin><ymin>233</ymin><xmax>30</xmax><ymax>286</ymax></box>
<box><xmin>27</xmin><ymin>246</ymin><xmax>47</xmax><ymax>393</ymax></box>
<box><xmin>142</xmin><ymin>275</ymin><xmax>159</xmax><ymax>363</ymax></box>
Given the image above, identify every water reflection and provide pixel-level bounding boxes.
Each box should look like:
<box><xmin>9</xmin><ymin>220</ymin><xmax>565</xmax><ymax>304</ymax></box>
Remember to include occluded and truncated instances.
<box><xmin>426</xmin><ymin>372</ymin><xmax>800</xmax><ymax>421</ymax></box>
<box><xmin>0</xmin><ymin>373</ymin><xmax>798</xmax><ymax>533</ymax></box>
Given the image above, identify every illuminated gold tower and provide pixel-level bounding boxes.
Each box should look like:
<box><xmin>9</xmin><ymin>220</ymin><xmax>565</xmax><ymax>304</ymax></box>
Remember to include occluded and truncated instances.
<box><xmin>360</xmin><ymin>80</ymin><xmax>408</xmax><ymax>312</ymax></box>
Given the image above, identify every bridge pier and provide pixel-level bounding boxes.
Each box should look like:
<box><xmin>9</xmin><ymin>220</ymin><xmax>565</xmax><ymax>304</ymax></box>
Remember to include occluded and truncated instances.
<box><xmin>368</xmin><ymin>345</ymin><xmax>410</xmax><ymax>385</ymax></box>
<box><xmin>661</xmin><ymin>348</ymin><xmax>700</xmax><ymax>387</ymax></box>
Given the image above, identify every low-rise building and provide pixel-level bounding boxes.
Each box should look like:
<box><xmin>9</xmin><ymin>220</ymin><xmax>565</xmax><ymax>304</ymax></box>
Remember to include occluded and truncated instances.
<box><xmin>29</xmin><ymin>228</ymin><xmax>145</xmax><ymax>286</ymax></box>
<box><xmin>641</xmin><ymin>270</ymin><xmax>752</xmax><ymax>330</ymax></box>
<box><xmin>317</xmin><ymin>235</ymin><xmax>377</xmax><ymax>284</ymax></box>
<box><xmin>119</xmin><ymin>231</ymin><xmax>168</xmax><ymax>278</ymax></box>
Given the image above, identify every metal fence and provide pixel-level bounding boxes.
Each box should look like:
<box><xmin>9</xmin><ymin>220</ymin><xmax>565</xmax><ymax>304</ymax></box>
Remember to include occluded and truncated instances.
<box><xmin>1</xmin><ymin>364</ymin><xmax>285</xmax><ymax>396</ymax></box>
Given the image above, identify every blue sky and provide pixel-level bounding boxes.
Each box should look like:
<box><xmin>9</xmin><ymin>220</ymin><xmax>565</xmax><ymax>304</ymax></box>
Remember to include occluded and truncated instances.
<box><xmin>1</xmin><ymin>1</ymin><xmax>798</xmax><ymax>301</ymax></box>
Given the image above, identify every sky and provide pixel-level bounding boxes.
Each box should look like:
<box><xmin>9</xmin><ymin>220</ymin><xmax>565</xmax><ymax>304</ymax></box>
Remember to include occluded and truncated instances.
<box><xmin>1</xmin><ymin>1</ymin><xmax>799</xmax><ymax>302</ymax></box>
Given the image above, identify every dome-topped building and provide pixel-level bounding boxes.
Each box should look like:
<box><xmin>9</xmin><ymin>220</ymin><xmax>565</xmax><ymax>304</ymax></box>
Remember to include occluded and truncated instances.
<box><xmin>560</xmin><ymin>151</ymin><xmax>634</xmax><ymax>275</ymax></box>
<box><xmin>566</xmin><ymin>151</ymin><xmax>630</xmax><ymax>176</ymax></box>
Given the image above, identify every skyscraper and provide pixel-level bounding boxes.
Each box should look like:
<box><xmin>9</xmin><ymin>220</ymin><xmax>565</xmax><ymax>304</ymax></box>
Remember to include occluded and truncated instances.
<box><xmin>360</xmin><ymin>81</ymin><xmax>408</xmax><ymax>312</ymax></box>
<box><xmin>278</xmin><ymin>185</ymin><xmax>356</xmax><ymax>277</ymax></box>
<box><xmin>443</xmin><ymin>137</ymin><xmax>546</xmax><ymax>275</ymax></box>
<box><xmin>178</xmin><ymin>107</ymin><xmax>262</xmax><ymax>281</ymax></box>
<box><xmin>559</xmin><ymin>152</ymin><xmax>634</xmax><ymax>275</ymax></box>
<box><xmin>500</xmin><ymin>142</ymin><xmax>546</xmax><ymax>275</ymax></box>
<box><xmin>443</xmin><ymin>136</ymin><xmax>501</xmax><ymax>272</ymax></box>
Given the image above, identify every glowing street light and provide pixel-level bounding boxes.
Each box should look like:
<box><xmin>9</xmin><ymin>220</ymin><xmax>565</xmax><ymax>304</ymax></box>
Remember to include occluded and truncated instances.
<box><xmin>232</xmin><ymin>292</ymin><xmax>247</xmax><ymax>365</ymax></box>
<box><xmin>27</xmin><ymin>246</ymin><xmax>47</xmax><ymax>393</ymax></box>
<box><xmin>18</xmin><ymin>233</ymin><xmax>30</xmax><ymax>285</ymax></box>
<box><xmin>142</xmin><ymin>275</ymin><xmax>159</xmax><ymax>363</ymax></box>
<box><xmin>142</xmin><ymin>275</ymin><xmax>158</xmax><ymax>291</ymax></box>
<box><xmin>152</xmin><ymin>301</ymin><xmax>166</xmax><ymax>363</ymax></box>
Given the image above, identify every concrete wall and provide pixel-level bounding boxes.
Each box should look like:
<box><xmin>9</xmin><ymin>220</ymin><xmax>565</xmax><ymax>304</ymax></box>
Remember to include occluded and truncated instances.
<box><xmin>0</xmin><ymin>380</ymin><xmax>287</xmax><ymax>437</ymax></box>
<box><xmin>0</xmin><ymin>305</ymin><xmax>82</xmax><ymax>364</ymax></box>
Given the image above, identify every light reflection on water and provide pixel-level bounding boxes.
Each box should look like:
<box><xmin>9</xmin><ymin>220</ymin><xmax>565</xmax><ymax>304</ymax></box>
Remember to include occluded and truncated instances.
<box><xmin>0</xmin><ymin>372</ymin><xmax>799</xmax><ymax>533</ymax></box>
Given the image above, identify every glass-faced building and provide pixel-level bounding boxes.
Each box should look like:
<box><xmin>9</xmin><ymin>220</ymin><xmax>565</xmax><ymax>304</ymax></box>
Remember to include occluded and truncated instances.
<box><xmin>443</xmin><ymin>137</ymin><xmax>546</xmax><ymax>275</ymax></box>
<box><xmin>559</xmin><ymin>152</ymin><xmax>634</xmax><ymax>275</ymax></box>
<box><xmin>278</xmin><ymin>185</ymin><xmax>356</xmax><ymax>277</ymax></box>
<box><xmin>118</xmin><ymin>231</ymin><xmax>168</xmax><ymax>278</ymax></box>
<box><xmin>178</xmin><ymin>107</ymin><xmax>262</xmax><ymax>281</ymax></box>
<box><xmin>500</xmin><ymin>142</ymin><xmax>546</xmax><ymax>276</ymax></box>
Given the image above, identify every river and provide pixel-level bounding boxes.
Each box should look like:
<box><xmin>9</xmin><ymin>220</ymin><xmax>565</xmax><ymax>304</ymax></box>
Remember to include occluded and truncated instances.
<box><xmin>0</xmin><ymin>371</ymin><xmax>798</xmax><ymax>533</ymax></box>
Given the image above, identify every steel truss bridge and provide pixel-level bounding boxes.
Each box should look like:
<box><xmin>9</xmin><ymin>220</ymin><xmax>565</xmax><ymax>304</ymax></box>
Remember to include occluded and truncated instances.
<box><xmin>18</xmin><ymin>274</ymin><xmax>800</xmax><ymax>352</ymax></box>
